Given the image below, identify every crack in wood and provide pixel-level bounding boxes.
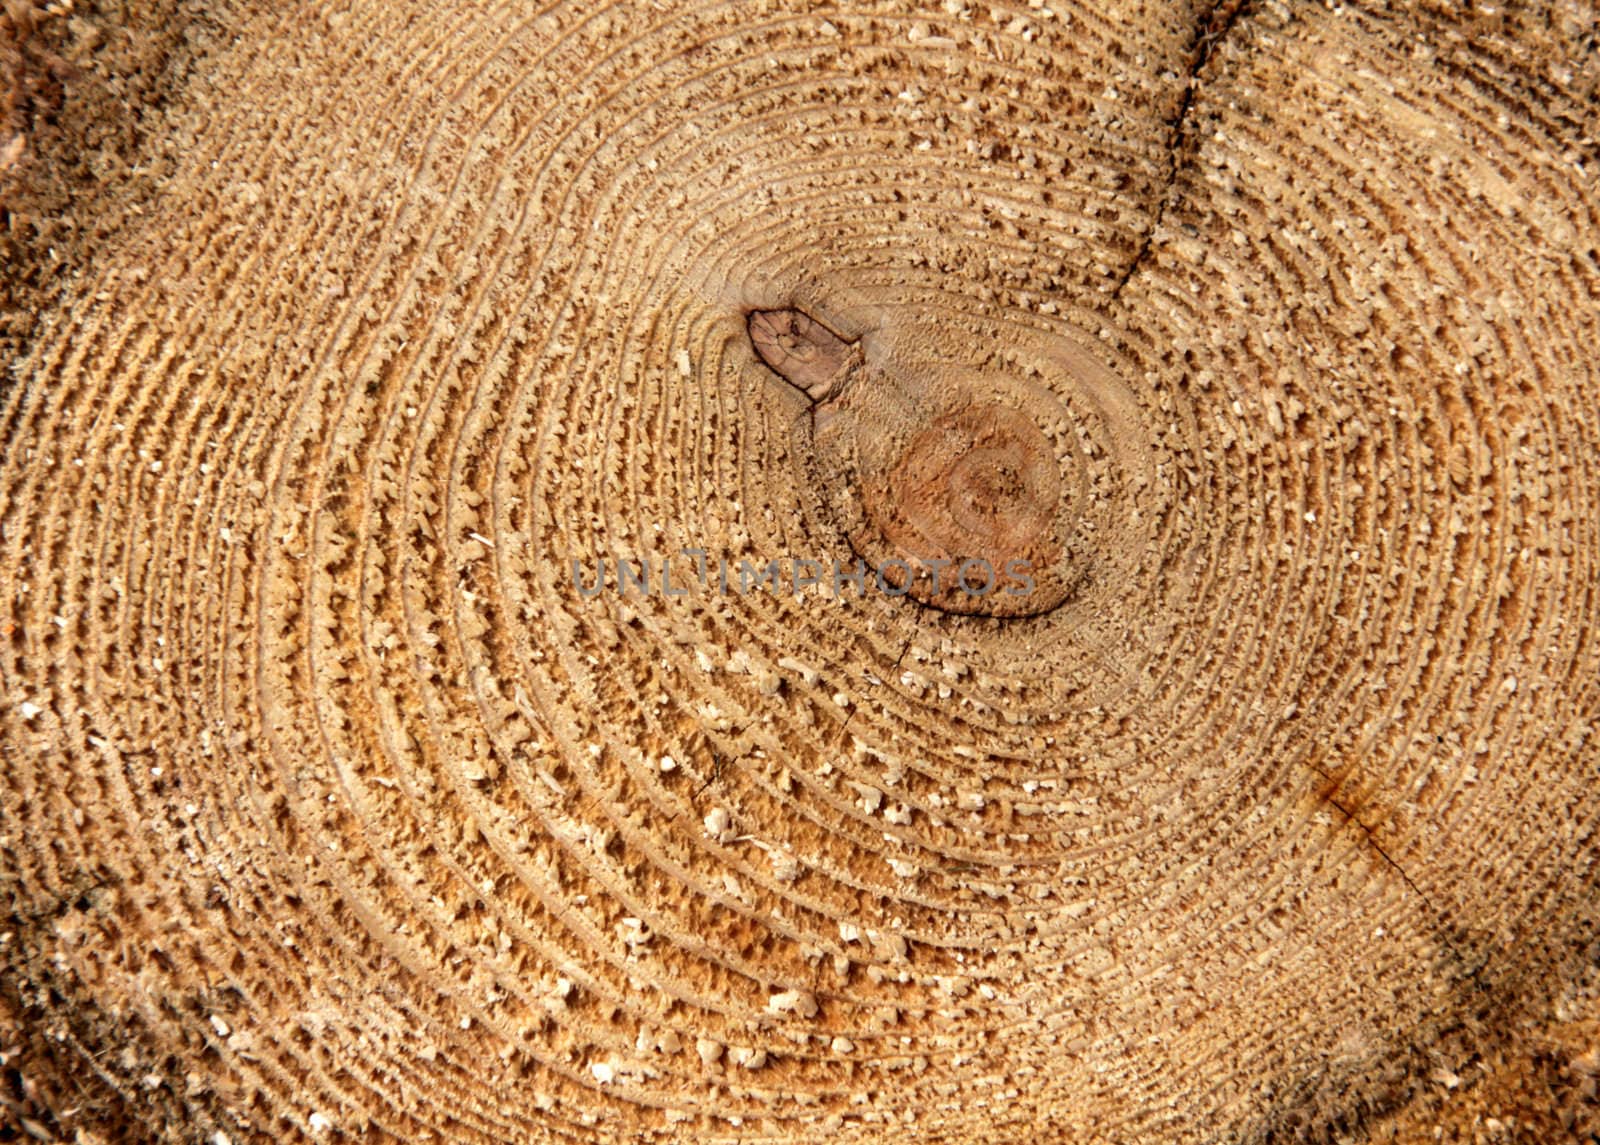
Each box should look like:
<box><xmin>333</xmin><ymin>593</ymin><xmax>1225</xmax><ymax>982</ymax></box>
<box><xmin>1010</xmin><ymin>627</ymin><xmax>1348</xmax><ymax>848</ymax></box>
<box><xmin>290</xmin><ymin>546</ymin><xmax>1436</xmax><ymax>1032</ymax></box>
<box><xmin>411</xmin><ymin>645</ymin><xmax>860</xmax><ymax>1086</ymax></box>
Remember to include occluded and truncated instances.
<box><xmin>1108</xmin><ymin>0</ymin><xmax>1255</xmax><ymax>302</ymax></box>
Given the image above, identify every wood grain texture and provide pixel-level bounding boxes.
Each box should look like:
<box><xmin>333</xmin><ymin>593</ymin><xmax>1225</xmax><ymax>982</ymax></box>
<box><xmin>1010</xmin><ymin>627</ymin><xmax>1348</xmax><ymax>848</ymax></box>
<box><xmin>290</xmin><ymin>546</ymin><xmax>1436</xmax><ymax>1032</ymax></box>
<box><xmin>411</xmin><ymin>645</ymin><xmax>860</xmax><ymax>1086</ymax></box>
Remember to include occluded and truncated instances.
<box><xmin>2</xmin><ymin>1</ymin><xmax>1597</xmax><ymax>1142</ymax></box>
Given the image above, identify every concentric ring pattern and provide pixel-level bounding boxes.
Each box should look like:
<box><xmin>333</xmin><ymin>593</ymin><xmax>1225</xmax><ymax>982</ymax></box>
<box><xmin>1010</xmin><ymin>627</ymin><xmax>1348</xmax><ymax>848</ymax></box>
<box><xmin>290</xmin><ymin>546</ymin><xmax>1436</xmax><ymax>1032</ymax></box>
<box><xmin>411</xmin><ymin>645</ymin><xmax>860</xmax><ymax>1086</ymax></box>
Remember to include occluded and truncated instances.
<box><xmin>2</xmin><ymin>2</ymin><xmax>1597</xmax><ymax>1142</ymax></box>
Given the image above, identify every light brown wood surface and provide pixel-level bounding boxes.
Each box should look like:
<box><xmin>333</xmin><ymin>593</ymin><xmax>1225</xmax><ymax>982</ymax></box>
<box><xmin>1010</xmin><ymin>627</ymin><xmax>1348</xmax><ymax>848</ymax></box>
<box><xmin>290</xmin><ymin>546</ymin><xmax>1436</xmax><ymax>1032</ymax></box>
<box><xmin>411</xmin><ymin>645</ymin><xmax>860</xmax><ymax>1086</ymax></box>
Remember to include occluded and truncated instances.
<box><xmin>3</xmin><ymin>1</ymin><xmax>1597</xmax><ymax>1142</ymax></box>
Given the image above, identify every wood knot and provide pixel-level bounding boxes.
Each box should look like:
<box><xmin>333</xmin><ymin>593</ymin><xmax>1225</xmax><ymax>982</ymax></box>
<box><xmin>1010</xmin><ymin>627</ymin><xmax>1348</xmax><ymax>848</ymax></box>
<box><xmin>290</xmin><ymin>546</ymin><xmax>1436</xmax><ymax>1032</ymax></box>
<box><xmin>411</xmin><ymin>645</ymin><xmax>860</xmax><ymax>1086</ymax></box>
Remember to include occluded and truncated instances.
<box><xmin>749</xmin><ymin>306</ymin><xmax>1090</xmax><ymax>617</ymax></box>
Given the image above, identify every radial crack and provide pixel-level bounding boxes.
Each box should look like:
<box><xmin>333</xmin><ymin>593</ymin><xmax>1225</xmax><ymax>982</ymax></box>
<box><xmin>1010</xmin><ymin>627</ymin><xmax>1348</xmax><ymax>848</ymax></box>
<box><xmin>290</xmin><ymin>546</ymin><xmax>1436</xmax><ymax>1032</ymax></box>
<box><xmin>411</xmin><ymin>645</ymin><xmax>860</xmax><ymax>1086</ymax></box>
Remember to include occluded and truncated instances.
<box><xmin>1108</xmin><ymin>0</ymin><xmax>1254</xmax><ymax>302</ymax></box>
<box><xmin>1323</xmin><ymin>792</ymin><xmax>1437</xmax><ymax>915</ymax></box>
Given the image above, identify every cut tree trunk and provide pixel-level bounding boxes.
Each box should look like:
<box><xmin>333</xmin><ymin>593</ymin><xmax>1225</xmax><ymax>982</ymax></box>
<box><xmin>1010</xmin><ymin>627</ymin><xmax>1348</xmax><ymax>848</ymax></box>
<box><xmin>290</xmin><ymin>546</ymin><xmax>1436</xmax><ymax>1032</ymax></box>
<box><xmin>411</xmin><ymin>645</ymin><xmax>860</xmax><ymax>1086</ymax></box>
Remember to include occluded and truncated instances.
<box><xmin>2</xmin><ymin>2</ymin><xmax>1598</xmax><ymax>1143</ymax></box>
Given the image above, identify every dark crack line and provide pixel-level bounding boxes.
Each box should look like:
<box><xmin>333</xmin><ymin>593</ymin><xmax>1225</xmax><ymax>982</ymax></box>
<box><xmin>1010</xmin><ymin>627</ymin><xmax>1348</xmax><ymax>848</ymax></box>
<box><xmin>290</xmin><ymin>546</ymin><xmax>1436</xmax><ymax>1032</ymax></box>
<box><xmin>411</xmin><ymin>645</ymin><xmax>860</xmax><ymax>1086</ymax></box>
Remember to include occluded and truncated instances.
<box><xmin>1322</xmin><ymin>792</ymin><xmax>1438</xmax><ymax>915</ymax></box>
<box><xmin>1107</xmin><ymin>0</ymin><xmax>1254</xmax><ymax>303</ymax></box>
<box><xmin>838</xmin><ymin>634</ymin><xmax>913</xmax><ymax>742</ymax></box>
